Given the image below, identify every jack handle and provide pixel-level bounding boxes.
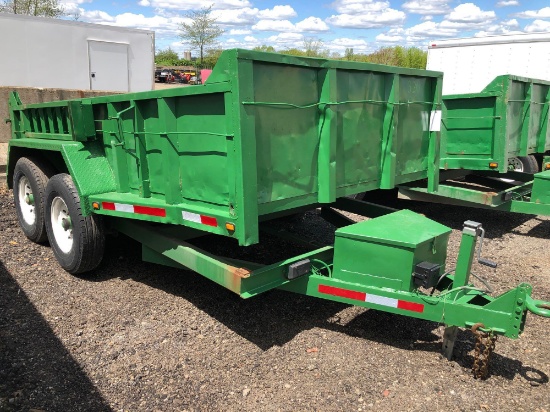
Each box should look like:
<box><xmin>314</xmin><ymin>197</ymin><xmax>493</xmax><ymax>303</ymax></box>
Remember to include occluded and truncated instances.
<box><xmin>526</xmin><ymin>296</ymin><xmax>550</xmax><ymax>317</ymax></box>
<box><xmin>464</xmin><ymin>221</ymin><xmax>497</xmax><ymax>268</ymax></box>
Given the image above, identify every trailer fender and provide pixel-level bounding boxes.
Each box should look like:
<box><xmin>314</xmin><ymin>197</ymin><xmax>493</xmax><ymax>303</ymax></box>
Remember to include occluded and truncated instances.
<box><xmin>8</xmin><ymin>139</ymin><xmax>116</xmax><ymax>215</ymax></box>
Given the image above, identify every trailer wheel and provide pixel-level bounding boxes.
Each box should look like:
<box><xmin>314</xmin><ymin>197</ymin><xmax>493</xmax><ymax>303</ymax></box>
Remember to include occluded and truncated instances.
<box><xmin>44</xmin><ymin>174</ymin><xmax>105</xmax><ymax>274</ymax></box>
<box><xmin>509</xmin><ymin>155</ymin><xmax>539</xmax><ymax>174</ymax></box>
<box><xmin>13</xmin><ymin>157</ymin><xmax>55</xmax><ymax>243</ymax></box>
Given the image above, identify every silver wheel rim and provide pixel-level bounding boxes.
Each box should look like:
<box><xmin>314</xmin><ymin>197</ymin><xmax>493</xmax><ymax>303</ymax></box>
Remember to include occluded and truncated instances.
<box><xmin>18</xmin><ymin>176</ymin><xmax>36</xmax><ymax>225</ymax></box>
<box><xmin>51</xmin><ymin>196</ymin><xmax>73</xmax><ymax>253</ymax></box>
<box><xmin>508</xmin><ymin>157</ymin><xmax>524</xmax><ymax>172</ymax></box>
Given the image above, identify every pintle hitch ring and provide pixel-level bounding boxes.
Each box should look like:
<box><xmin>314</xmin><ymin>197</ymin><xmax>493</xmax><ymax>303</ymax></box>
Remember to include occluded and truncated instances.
<box><xmin>526</xmin><ymin>296</ymin><xmax>550</xmax><ymax>317</ymax></box>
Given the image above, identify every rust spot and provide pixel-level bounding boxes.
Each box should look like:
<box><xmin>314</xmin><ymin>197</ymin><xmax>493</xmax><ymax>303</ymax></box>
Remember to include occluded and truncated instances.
<box><xmin>232</xmin><ymin>267</ymin><xmax>251</xmax><ymax>279</ymax></box>
<box><xmin>482</xmin><ymin>192</ymin><xmax>497</xmax><ymax>205</ymax></box>
<box><xmin>471</xmin><ymin>322</ymin><xmax>485</xmax><ymax>334</ymax></box>
<box><xmin>224</xmin><ymin>266</ymin><xmax>251</xmax><ymax>295</ymax></box>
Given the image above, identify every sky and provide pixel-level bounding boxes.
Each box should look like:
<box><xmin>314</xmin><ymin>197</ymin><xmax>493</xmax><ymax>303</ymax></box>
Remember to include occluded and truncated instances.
<box><xmin>58</xmin><ymin>0</ymin><xmax>550</xmax><ymax>56</ymax></box>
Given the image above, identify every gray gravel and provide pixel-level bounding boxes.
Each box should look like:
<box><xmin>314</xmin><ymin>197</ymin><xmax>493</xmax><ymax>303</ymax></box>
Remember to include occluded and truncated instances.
<box><xmin>1</xmin><ymin>187</ymin><xmax>549</xmax><ymax>412</ymax></box>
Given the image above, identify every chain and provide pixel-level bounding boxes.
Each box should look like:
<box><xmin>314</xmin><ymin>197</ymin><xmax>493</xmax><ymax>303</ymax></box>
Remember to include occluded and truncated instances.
<box><xmin>471</xmin><ymin>323</ymin><xmax>498</xmax><ymax>379</ymax></box>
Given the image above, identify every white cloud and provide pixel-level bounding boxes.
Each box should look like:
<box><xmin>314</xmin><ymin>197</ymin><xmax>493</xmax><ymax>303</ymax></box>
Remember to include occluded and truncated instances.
<box><xmin>376</xmin><ymin>33</ymin><xmax>404</xmax><ymax>43</ymax></box>
<box><xmin>229</xmin><ymin>29</ymin><xmax>252</xmax><ymax>35</ymax></box>
<box><xmin>138</xmin><ymin>0</ymin><xmax>150</xmax><ymax>6</ymax></box>
<box><xmin>402</xmin><ymin>0</ymin><xmax>451</xmax><ymax>15</ymax></box>
<box><xmin>257</xmin><ymin>5</ymin><xmax>296</xmax><ymax>20</ymax></box>
<box><xmin>327</xmin><ymin>37</ymin><xmax>370</xmax><ymax>53</ymax></box>
<box><xmin>81</xmin><ymin>10</ymin><xmax>187</xmax><ymax>38</ymax></box>
<box><xmin>446</xmin><ymin>3</ymin><xmax>496</xmax><ymax>23</ymax></box>
<box><xmin>295</xmin><ymin>17</ymin><xmax>330</xmax><ymax>32</ymax></box>
<box><xmin>405</xmin><ymin>21</ymin><xmax>459</xmax><ymax>39</ymax></box>
<box><xmin>525</xmin><ymin>19</ymin><xmax>550</xmax><ymax>32</ymax></box>
<box><xmin>252</xmin><ymin>19</ymin><xmax>295</xmax><ymax>31</ymax></box>
<box><xmin>139</xmin><ymin>0</ymin><xmax>251</xmax><ymax>10</ymax></box>
<box><xmin>266</xmin><ymin>32</ymin><xmax>304</xmax><ymax>45</ymax></box>
<box><xmin>244</xmin><ymin>36</ymin><xmax>258</xmax><ymax>43</ymax></box>
<box><xmin>81</xmin><ymin>10</ymin><xmax>116</xmax><ymax>23</ymax></box>
<box><xmin>502</xmin><ymin>19</ymin><xmax>519</xmax><ymax>27</ymax></box>
<box><xmin>211</xmin><ymin>8</ymin><xmax>259</xmax><ymax>25</ymax></box>
<box><xmin>209</xmin><ymin>6</ymin><xmax>299</xmax><ymax>26</ymax></box>
<box><xmin>497</xmin><ymin>1</ymin><xmax>519</xmax><ymax>6</ymax></box>
<box><xmin>474</xmin><ymin>19</ymin><xmax>522</xmax><ymax>37</ymax></box>
<box><xmin>513</xmin><ymin>7</ymin><xmax>550</xmax><ymax>19</ymax></box>
<box><xmin>59</xmin><ymin>0</ymin><xmax>92</xmax><ymax>15</ymax></box>
<box><xmin>330</xmin><ymin>0</ymin><xmax>390</xmax><ymax>14</ymax></box>
<box><xmin>251</xmin><ymin>16</ymin><xmax>329</xmax><ymax>33</ymax></box>
<box><xmin>327</xmin><ymin>0</ymin><xmax>405</xmax><ymax>28</ymax></box>
<box><xmin>326</xmin><ymin>9</ymin><xmax>405</xmax><ymax>29</ymax></box>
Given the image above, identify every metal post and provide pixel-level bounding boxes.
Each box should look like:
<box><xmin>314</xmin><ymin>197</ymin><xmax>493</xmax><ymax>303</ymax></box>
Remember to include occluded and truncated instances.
<box><xmin>453</xmin><ymin>221</ymin><xmax>481</xmax><ymax>289</ymax></box>
<box><xmin>442</xmin><ymin>325</ymin><xmax>459</xmax><ymax>360</ymax></box>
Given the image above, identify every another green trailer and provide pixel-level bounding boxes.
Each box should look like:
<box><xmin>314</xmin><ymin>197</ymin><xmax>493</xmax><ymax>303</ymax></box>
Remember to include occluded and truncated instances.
<box><xmin>441</xmin><ymin>75</ymin><xmax>550</xmax><ymax>173</ymax></box>
<box><xmin>397</xmin><ymin>75</ymin><xmax>550</xmax><ymax>215</ymax></box>
<box><xmin>5</xmin><ymin>50</ymin><xmax>549</xmax><ymax>378</ymax></box>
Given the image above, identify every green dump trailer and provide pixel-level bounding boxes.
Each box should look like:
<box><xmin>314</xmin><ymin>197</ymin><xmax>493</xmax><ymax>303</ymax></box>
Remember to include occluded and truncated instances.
<box><xmin>398</xmin><ymin>74</ymin><xmax>550</xmax><ymax>215</ymax></box>
<box><xmin>5</xmin><ymin>50</ymin><xmax>549</xmax><ymax>377</ymax></box>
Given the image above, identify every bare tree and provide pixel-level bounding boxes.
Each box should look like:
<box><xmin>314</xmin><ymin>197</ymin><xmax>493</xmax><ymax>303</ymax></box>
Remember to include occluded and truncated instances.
<box><xmin>0</xmin><ymin>0</ymin><xmax>64</xmax><ymax>17</ymax></box>
<box><xmin>303</xmin><ymin>37</ymin><xmax>327</xmax><ymax>58</ymax></box>
<box><xmin>179</xmin><ymin>5</ymin><xmax>224</xmax><ymax>66</ymax></box>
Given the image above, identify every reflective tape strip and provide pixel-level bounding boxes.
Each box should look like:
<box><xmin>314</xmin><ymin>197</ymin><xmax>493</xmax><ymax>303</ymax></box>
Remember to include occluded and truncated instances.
<box><xmin>182</xmin><ymin>211</ymin><xmax>218</xmax><ymax>227</ymax></box>
<box><xmin>365</xmin><ymin>294</ymin><xmax>397</xmax><ymax>308</ymax></box>
<box><xmin>318</xmin><ymin>285</ymin><xmax>424</xmax><ymax>313</ymax></box>
<box><xmin>115</xmin><ymin>203</ymin><xmax>134</xmax><ymax>213</ymax></box>
<box><xmin>318</xmin><ymin>285</ymin><xmax>366</xmax><ymax>301</ymax></box>
<box><xmin>134</xmin><ymin>205</ymin><xmax>166</xmax><ymax>217</ymax></box>
<box><xmin>101</xmin><ymin>202</ymin><xmax>166</xmax><ymax>217</ymax></box>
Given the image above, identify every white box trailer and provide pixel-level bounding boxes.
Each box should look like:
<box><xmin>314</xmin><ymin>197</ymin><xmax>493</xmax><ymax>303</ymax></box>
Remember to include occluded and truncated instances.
<box><xmin>0</xmin><ymin>13</ymin><xmax>155</xmax><ymax>92</ymax></box>
<box><xmin>427</xmin><ymin>32</ymin><xmax>550</xmax><ymax>95</ymax></box>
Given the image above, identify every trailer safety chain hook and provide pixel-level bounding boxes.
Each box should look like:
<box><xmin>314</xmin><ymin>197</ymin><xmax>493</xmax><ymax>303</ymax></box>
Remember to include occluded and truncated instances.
<box><xmin>471</xmin><ymin>323</ymin><xmax>497</xmax><ymax>379</ymax></box>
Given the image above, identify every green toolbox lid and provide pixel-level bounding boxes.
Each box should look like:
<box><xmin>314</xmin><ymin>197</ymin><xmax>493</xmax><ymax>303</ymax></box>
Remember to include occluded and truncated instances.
<box><xmin>335</xmin><ymin>210</ymin><xmax>451</xmax><ymax>248</ymax></box>
<box><xmin>534</xmin><ymin>170</ymin><xmax>550</xmax><ymax>181</ymax></box>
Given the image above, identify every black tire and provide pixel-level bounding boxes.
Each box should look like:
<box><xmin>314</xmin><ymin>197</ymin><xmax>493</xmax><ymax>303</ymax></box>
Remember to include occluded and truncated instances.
<box><xmin>519</xmin><ymin>155</ymin><xmax>539</xmax><ymax>174</ymax></box>
<box><xmin>44</xmin><ymin>174</ymin><xmax>105</xmax><ymax>274</ymax></box>
<box><xmin>510</xmin><ymin>155</ymin><xmax>539</xmax><ymax>174</ymax></box>
<box><xmin>13</xmin><ymin>156</ymin><xmax>55</xmax><ymax>243</ymax></box>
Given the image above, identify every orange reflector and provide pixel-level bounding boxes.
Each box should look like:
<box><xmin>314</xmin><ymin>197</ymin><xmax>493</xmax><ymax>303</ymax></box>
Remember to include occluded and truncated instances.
<box><xmin>489</xmin><ymin>162</ymin><xmax>498</xmax><ymax>168</ymax></box>
<box><xmin>92</xmin><ymin>202</ymin><xmax>100</xmax><ymax>210</ymax></box>
<box><xmin>225</xmin><ymin>222</ymin><xmax>235</xmax><ymax>232</ymax></box>
<box><xmin>545</xmin><ymin>163</ymin><xmax>550</xmax><ymax>170</ymax></box>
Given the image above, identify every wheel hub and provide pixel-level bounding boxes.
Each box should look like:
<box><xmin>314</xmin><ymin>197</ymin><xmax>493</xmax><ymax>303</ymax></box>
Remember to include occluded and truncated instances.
<box><xmin>18</xmin><ymin>176</ymin><xmax>36</xmax><ymax>225</ymax></box>
<box><xmin>61</xmin><ymin>217</ymin><xmax>72</xmax><ymax>231</ymax></box>
<box><xmin>51</xmin><ymin>196</ymin><xmax>74</xmax><ymax>254</ymax></box>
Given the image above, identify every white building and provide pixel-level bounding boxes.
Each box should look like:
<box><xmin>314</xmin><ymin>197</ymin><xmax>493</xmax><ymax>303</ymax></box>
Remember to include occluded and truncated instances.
<box><xmin>0</xmin><ymin>13</ymin><xmax>155</xmax><ymax>92</ymax></box>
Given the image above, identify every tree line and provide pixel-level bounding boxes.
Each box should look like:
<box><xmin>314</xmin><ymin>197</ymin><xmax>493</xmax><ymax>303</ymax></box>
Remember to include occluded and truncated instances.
<box><xmin>155</xmin><ymin>44</ymin><xmax>427</xmax><ymax>70</ymax></box>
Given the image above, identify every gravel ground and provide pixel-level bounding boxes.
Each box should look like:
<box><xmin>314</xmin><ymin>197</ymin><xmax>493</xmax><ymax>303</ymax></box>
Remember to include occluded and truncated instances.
<box><xmin>1</xmin><ymin>186</ymin><xmax>549</xmax><ymax>412</ymax></box>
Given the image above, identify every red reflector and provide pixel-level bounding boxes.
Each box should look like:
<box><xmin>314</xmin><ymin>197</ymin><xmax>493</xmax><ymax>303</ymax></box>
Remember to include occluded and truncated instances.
<box><xmin>318</xmin><ymin>285</ymin><xmax>366</xmax><ymax>301</ymax></box>
<box><xmin>397</xmin><ymin>300</ymin><xmax>424</xmax><ymax>313</ymax></box>
<box><xmin>134</xmin><ymin>205</ymin><xmax>166</xmax><ymax>217</ymax></box>
<box><xmin>102</xmin><ymin>202</ymin><xmax>115</xmax><ymax>210</ymax></box>
<box><xmin>200</xmin><ymin>215</ymin><xmax>218</xmax><ymax>227</ymax></box>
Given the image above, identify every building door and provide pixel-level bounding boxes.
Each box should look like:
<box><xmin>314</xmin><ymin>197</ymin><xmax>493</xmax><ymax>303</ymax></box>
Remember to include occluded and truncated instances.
<box><xmin>88</xmin><ymin>41</ymin><xmax>129</xmax><ymax>91</ymax></box>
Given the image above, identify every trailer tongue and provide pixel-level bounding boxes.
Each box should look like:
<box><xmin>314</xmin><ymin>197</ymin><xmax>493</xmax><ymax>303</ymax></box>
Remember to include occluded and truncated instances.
<box><xmin>110</xmin><ymin>203</ymin><xmax>549</xmax><ymax>378</ymax></box>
